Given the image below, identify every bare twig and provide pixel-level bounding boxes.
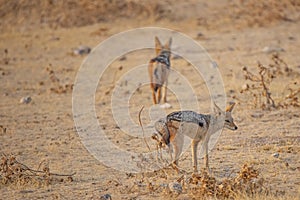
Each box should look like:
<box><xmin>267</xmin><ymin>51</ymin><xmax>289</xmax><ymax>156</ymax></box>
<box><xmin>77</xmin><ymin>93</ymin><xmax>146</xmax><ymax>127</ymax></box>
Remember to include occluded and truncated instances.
<box><xmin>138</xmin><ymin>106</ymin><xmax>151</xmax><ymax>152</ymax></box>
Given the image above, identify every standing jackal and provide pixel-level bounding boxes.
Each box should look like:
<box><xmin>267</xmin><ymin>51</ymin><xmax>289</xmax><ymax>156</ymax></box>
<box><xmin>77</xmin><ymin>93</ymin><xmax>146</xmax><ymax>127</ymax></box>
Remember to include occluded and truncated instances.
<box><xmin>154</xmin><ymin>102</ymin><xmax>238</xmax><ymax>172</ymax></box>
<box><xmin>148</xmin><ymin>36</ymin><xmax>172</xmax><ymax>105</ymax></box>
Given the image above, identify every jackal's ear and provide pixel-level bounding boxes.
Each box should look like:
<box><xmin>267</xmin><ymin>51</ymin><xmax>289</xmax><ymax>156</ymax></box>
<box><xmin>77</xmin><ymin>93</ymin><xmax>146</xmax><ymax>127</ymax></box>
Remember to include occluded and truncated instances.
<box><xmin>155</xmin><ymin>36</ymin><xmax>162</xmax><ymax>55</ymax></box>
<box><xmin>226</xmin><ymin>102</ymin><xmax>236</xmax><ymax>112</ymax></box>
<box><xmin>164</xmin><ymin>37</ymin><xmax>172</xmax><ymax>50</ymax></box>
<box><xmin>212</xmin><ymin>102</ymin><xmax>222</xmax><ymax>116</ymax></box>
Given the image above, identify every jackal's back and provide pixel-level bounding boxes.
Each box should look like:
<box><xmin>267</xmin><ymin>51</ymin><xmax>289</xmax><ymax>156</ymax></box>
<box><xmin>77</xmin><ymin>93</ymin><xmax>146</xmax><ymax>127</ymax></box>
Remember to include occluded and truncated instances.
<box><xmin>151</xmin><ymin>50</ymin><xmax>170</xmax><ymax>91</ymax></box>
<box><xmin>166</xmin><ymin>111</ymin><xmax>210</xmax><ymax>127</ymax></box>
<box><xmin>152</xmin><ymin>62</ymin><xmax>169</xmax><ymax>91</ymax></box>
<box><xmin>155</xmin><ymin>111</ymin><xmax>210</xmax><ymax>146</ymax></box>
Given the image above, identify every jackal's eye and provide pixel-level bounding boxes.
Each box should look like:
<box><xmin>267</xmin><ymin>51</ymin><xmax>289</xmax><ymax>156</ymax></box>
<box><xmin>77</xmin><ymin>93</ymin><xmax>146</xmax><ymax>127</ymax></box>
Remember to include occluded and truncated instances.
<box><xmin>225</xmin><ymin>120</ymin><xmax>230</xmax><ymax>123</ymax></box>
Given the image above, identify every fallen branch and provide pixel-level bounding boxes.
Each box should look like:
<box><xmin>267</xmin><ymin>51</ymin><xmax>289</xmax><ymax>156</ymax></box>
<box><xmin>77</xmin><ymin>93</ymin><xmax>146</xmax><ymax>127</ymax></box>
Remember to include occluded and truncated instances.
<box><xmin>0</xmin><ymin>154</ymin><xmax>75</xmax><ymax>186</ymax></box>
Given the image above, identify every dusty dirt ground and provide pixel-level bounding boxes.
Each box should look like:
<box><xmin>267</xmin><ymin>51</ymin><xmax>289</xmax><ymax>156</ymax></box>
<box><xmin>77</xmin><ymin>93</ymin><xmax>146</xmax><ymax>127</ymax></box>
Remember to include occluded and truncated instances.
<box><xmin>1</xmin><ymin>0</ymin><xmax>300</xmax><ymax>199</ymax></box>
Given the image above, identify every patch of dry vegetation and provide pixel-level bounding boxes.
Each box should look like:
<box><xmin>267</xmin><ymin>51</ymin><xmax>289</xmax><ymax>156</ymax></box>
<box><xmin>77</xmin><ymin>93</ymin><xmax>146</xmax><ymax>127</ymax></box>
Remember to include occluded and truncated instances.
<box><xmin>108</xmin><ymin>163</ymin><xmax>288</xmax><ymax>199</ymax></box>
<box><xmin>0</xmin><ymin>154</ymin><xmax>75</xmax><ymax>187</ymax></box>
<box><xmin>0</xmin><ymin>0</ymin><xmax>299</xmax><ymax>31</ymax></box>
<box><xmin>198</xmin><ymin>0</ymin><xmax>300</xmax><ymax>30</ymax></box>
<box><xmin>236</xmin><ymin>53</ymin><xmax>300</xmax><ymax>110</ymax></box>
<box><xmin>188</xmin><ymin>164</ymin><xmax>266</xmax><ymax>199</ymax></box>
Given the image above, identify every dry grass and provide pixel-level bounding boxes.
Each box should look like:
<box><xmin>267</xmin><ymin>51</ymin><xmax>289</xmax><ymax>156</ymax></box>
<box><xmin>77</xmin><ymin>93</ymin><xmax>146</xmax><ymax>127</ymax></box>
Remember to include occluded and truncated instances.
<box><xmin>236</xmin><ymin>53</ymin><xmax>300</xmax><ymax>110</ymax></box>
<box><xmin>109</xmin><ymin>162</ymin><xmax>297</xmax><ymax>200</ymax></box>
<box><xmin>0</xmin><ymin>0</ymin><xmax>299</xmax><ymax>31</ymax></box>
<box><xmin>188</xmin><ymin>164</ymin><xmax>264</xmax><ymax>199</ymax></box>
<box><xmin>0</xmin><ymin>154</ymin><xmax>75</xmax><ymax>187</ymax></box>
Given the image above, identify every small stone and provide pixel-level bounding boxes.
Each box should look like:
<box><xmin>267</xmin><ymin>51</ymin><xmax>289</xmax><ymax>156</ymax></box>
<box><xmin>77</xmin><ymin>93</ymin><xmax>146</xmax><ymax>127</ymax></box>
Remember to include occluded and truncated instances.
<box><xmin>262</xmin><ymin>46</ymin><xmax>284</xmax><ymax>53</ymax></box>
<box><xmin>211</xmin><ymin>61</ymin><xmax>218</xmax><ymax>68</ymax></box>
<box><xmin>228</xmin><ymin>89</ymin><xmax>235</xmax><ymax>94</ymax></box>
<box><xmin>20</xmin><ymin>96</ymin><xmax>32</xmax><ymax>104</ymax></box>
<box><xmin>228</xmin><ymin>46</ymin><xmax>235</xmax><ymax>51</ymax></box>
<box><xmin>196</xmin><ymin>32</ymin><xmax>204</xmax><ymax>39</ymax></box>
<box><xmin>242</xmin><ymin>83</ymin><xmax>249</xmax><ymax>91</ymax></box>
<box><xmin>160</xmin><ymin>103</ymin><xmax>172</xmax><ymax>109</ymax></box>
<box><xmin>100</xmin><ymin>194</ymin><xmax>112</xmax><ymax>200</ymax></box>
<box><xmin>119</xmin><ymin>56</ymin><xmax>126</xmax><ymax>61</ymax></box>
<box><xmin>73</xmin><ymin>46</ymin><xmax>91</xmax><ymax>55</ymax></box>
<box><xmin>272</xmin><ymin>152</ymin><xmax>279</xmax><ymax>158</ymax></box>
<box><xmin>168</xmin><ymin>182</ymin><xmax>182</xmax><ymax>194</ymax></box>
<box><xmin>251</xmin><ymin>111</ymin><xmax>264</xmax><ymax>118</ymax></box>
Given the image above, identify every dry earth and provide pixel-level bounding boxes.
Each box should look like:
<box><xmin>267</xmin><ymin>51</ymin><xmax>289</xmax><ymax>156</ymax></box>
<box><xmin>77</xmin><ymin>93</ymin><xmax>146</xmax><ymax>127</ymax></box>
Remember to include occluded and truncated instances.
<box><xmin>0</xmin><ymin>0</ymin><xmax>300</xmax><ymax>199</ymax></box>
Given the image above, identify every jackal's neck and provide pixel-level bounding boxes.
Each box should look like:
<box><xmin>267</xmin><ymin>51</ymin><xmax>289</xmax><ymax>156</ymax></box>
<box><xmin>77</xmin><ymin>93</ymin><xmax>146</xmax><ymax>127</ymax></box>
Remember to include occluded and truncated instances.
<box><xmin>206</xmin><ymin>114</ymin><xmax>225</xmax><ymax>133</ymax></box>
<box><xmin>201</xmin><ymin>114</ymin><xmax>211</xmax><ymax>125</ymax></box>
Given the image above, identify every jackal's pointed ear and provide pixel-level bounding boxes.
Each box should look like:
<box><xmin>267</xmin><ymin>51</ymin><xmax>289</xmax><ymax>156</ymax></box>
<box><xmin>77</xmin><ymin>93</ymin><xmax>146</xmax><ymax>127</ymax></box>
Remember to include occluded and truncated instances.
<box><xmin>226</xmin><ymin>102</ymin><xmax>236</xmax><ymax>112</ymax></box>
<box><xmin>212</xmin><ymin>102</ymin><xmax>222</xmax><ymax>116</ymax></box>
<box><xmin>155</xmin><ymin>36</ymin><xmax>162</xmax><ymax>55</ymax></box>
<box><xmin>164</xmin><ymin>37</ymin><xmax>172</xmax><ymax>50</ymax></box>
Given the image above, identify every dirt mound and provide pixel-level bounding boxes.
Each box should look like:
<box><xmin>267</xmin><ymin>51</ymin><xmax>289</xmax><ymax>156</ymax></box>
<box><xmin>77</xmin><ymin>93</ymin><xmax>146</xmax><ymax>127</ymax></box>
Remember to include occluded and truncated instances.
<box><xmin>0</xmin><ymin>0</ymin><xmax>299</xmax><ymax>31</ymax></box>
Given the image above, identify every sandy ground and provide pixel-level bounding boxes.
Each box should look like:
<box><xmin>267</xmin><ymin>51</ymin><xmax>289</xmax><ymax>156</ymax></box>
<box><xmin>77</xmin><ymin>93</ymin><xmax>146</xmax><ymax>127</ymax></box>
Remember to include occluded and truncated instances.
<box><xmin>0</xmin><ymin>1</ymin><xmax>300</xmax><ymax>199</ymax></box>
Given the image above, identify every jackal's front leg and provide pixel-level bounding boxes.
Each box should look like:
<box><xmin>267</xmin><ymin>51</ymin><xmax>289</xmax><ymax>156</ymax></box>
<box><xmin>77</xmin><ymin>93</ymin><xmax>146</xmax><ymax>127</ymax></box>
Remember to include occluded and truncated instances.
<box><xmin>191</xmin><ymin>139</ymin><xmax>200</xmax><ymax>173</ymax></box>
<box><xmin>203</xmin><ymin>136</ymin><xmax>210</xmax><ymax>171</ymax></box>
<box><xmin>172</xmin><ymin>133</ymin><xmax>184</xmax><ymax>170</ymax></box>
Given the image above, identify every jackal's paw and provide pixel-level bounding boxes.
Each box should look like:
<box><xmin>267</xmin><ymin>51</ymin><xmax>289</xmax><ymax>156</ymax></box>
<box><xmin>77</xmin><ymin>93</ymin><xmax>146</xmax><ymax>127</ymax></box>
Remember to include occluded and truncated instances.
<box><xmin>160</xmin><ymin>103</ymin><xmax>172</xmax><ymax>109</ymax></box>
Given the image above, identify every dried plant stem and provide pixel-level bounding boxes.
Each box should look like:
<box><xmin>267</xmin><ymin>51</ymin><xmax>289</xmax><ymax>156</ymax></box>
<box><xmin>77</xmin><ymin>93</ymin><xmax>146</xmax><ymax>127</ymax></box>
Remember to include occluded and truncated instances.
<box><xmin>138</xmin><ymin>105</ymin><xmax>151</xmax><ymax>152</ymax></box>
<box><xmin>259</xmin><ymin>68</ymin><xmax>275</xmax><ymax>108</ymax></box>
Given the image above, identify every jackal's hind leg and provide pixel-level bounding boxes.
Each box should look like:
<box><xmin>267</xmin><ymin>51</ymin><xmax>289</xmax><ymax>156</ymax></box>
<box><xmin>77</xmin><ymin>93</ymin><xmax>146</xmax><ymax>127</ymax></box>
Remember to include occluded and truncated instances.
<box><xmin>151</xmin><ymin>88</ymin><xmax>157</xmax><ymax>104</ymax></box>
<box><xmin>163</xmin><ymin>80</ymin><xmax>168</xmax><ymax>103</ymax></box>
<box><xmin>157</xmin><ymin>87</ymin><xmax>162</xmax><ymax>104</ymax></box>
<box><xmin>160</xmin><ymin>81</ymin><xmax>172</xmax><ymax>108</ymax></box>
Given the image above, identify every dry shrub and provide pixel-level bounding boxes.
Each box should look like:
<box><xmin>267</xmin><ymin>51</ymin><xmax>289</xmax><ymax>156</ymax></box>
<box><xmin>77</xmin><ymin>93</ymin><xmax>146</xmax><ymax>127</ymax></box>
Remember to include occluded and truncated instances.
<box><xmin>189</xmin><ymin>164</ymin><xmax>266</xmax><ymax>199</ymax></box>
<box><xmin>238</xmin><ymin>53</ymin><xmax>300</xmax><ymax>110</ymax></box>
<box><xmin>278</xmin><ymin>81</ymin><xmax>300</xmax><ymax>108</ymax></box>
<box><xmin>0</xmin><ymin>154</ymin><xmax>74</xmax><ymax>187</ymax></box>
<box><xmin>240</xmin><ymin>63</ymin><xmax>276</xmax><ymax>109</ymax></box>
<box><xmin>117</xmin><ymin>163</ymin><xmax>273</xmax><ymax>199</ymax></box>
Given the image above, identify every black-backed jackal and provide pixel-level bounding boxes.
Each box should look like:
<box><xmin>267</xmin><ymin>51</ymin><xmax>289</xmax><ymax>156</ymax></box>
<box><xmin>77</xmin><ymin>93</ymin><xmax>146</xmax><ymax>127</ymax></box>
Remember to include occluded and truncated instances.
<box><xmin>154</xmin><ymin>102</ymin><xmax>238</xmax><ymax>172</ymax></box>
<box><xmin>148</xmin><ymin>36</ymin><xmax>172</xmax><ymax>106</ymax></box>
